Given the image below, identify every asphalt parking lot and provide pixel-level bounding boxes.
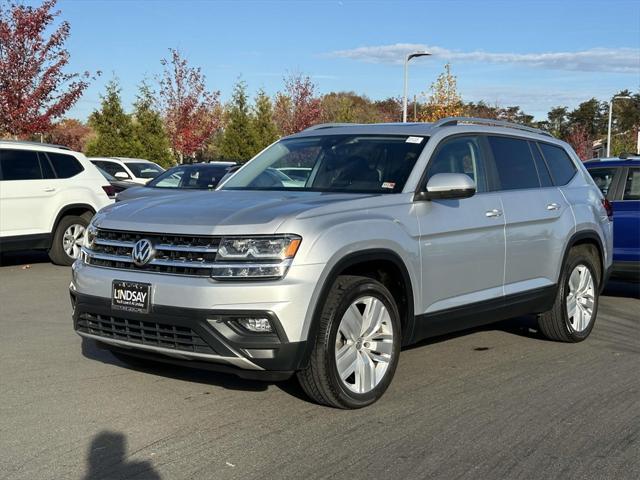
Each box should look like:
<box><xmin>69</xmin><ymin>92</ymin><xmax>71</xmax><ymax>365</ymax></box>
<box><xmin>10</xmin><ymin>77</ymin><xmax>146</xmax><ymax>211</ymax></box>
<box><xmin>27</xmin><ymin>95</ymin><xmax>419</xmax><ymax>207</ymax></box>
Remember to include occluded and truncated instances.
<box><xmin>0</xmin><ymin>253</ymin><xmax>639</xmax><ymax>480</ymax></box>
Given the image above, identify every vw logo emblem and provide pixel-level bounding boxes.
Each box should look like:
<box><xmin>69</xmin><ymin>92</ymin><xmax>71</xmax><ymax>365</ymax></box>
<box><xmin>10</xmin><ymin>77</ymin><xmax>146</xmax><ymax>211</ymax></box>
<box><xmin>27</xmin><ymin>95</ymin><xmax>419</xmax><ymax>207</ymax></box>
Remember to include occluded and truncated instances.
<box><xmin>132</xmin><ymin>239</ymin><xmax>155</xmax><ymax>267</ymax></box>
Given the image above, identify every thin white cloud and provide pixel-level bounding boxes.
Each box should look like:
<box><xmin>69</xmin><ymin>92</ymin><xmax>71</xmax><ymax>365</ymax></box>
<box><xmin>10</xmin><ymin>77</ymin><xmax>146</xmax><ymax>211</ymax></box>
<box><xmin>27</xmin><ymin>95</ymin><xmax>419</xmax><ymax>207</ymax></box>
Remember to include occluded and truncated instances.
<box><xmin>327</xmin><ymin>43</ymin><xmax>640</xmax><ymax>74</ymax></box>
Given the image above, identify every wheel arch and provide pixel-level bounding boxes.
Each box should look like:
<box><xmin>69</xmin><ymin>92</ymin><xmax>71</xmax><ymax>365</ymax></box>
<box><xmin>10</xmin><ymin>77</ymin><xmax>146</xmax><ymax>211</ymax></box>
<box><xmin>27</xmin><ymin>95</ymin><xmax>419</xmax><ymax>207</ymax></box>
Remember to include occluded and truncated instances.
<box><xmin>298</xmin><ymin>249</ymin><xmax>415</xmax><ymax>369</ymax></box>
<box><xmin>561</xmin><ymin>230</ymin><xmax>606</xmax><ymax>291</ymax></box>
<box><xmin>50</xmin><ymin>204</ymin><xmax>95</xmax><ymax>237</ymax></box>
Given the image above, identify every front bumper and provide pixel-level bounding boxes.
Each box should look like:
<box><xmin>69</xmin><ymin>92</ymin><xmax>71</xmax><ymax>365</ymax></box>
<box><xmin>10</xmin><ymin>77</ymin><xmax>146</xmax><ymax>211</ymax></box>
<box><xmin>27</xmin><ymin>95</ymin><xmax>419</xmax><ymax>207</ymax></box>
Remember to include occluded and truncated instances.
<box><xmin>71</xmin><ymin>290</ymin><xmax>308</xmax><ymax>380</ymax></box>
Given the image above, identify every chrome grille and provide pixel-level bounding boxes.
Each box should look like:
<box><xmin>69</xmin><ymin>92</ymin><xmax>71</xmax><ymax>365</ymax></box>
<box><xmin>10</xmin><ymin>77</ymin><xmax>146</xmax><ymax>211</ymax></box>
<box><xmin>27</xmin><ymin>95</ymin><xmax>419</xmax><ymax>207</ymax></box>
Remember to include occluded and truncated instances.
<box><xmin>83</xmin><ymin>229</ymin><xmax>221</xmax><ymax>276</ymax></box>
<box><xmin>77</xmin><ymin>312</ymin><xmax>215</xmax><ymax>354</ymax></box>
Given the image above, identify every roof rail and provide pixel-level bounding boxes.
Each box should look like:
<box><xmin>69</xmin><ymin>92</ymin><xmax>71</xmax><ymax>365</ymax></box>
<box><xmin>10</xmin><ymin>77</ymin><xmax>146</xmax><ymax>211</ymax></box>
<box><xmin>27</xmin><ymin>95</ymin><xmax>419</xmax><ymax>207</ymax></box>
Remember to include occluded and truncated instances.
<box><xmin>432</xmin><ymin>117</ymin><xmax>553</xmax><ymax>137</ymax></box>
<box><xmin>303</xmin><ymin>123</ymin><xmax>360</xmax><ymax>131</ymax></box>
<box><xmin>0</xmin><ymin>139</ymin><xmax>72</xmax><ymax>150</ymax></box>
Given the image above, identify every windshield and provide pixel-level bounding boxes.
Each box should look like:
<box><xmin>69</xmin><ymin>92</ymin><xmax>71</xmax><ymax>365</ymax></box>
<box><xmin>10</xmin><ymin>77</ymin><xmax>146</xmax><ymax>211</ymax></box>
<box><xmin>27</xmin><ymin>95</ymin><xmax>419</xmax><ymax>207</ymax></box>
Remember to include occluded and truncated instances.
<box><xmin>148</xmin><ymin>164</ymin><xmax>231</xmax><ymax>189</ymax></box>
<box><xmin>125</xmin><ymin>161</ymin><xmax>164</xmax><ymax>178</ymax></box>
<box><xmin>221</xmin><ymin>135</ymin><xmax>427</xmax><ymax>193</ymax></box>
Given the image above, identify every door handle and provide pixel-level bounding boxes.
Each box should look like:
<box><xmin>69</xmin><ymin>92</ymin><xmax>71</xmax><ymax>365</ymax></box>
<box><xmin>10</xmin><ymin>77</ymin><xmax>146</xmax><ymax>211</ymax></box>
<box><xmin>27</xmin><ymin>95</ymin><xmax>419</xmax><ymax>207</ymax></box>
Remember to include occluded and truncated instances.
<box><xmin>485</xmin><ymin>209</ymin><xmax>503</xmax><ymax>218</ymax></box>
<box><xmin>44</xmin><ymin>187</ymin><xmax>56</xmax><ymax>192</ymax></box>
<box><xmin>546</xmin><ymin>203</ymin><xmax>560</xmax><ymax>211</ymax></box>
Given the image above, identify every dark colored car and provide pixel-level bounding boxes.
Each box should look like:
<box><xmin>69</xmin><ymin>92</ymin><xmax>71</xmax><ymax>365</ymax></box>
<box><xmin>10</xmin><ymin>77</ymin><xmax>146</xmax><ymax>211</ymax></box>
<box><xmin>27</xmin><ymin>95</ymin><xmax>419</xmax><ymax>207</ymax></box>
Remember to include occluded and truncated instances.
<box><xmin>96</xmin><ymin>167</ymin><xmax>137</xmax><ymax>199</ymax></box>
<box><xmin>585</xmin><ymin>155</ymin><xmax>640</xmax><ymax>279</ymax></box>
<box><xmin>116</xmin><ymin>162</ymin><xmax>237</xmax><ymax>202</ymax></box>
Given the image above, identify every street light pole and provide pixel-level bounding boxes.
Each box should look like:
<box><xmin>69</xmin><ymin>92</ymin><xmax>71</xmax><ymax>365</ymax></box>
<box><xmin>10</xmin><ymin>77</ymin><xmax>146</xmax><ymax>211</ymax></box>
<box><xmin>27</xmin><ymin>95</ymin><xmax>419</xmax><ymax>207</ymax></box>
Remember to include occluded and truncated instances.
<box><xmin>402</xmin><ymin>51</ymin><xmax>431</xmax><ymax>123</ymax></box>
<box><xmin>607</xmin><ymin>95</ymin><xmax>632</xmax><ymax>157</ymax></box>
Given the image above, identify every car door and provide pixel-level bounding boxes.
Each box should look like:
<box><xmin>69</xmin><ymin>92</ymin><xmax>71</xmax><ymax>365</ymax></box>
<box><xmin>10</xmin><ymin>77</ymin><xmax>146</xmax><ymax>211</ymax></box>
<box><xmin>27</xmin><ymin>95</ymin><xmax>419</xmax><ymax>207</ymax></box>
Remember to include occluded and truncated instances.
<box><xmin>415</xmin><ymin>134</ymin><xmax>505</xmax><ymax>318</ymax></box>
<box><xmin>612</xmin><ymin>166</ymin><xmax>640</xmax><ymax>266</ymax></box>
<box><xmin>488</xmin><ymin>136</ymin><xmax>573</xmax><ymax>295</ymax></box>
<box><xmin>0</xmin><ymin>149</ymin><xmax>58</xmax><ymax>237</ymax></box>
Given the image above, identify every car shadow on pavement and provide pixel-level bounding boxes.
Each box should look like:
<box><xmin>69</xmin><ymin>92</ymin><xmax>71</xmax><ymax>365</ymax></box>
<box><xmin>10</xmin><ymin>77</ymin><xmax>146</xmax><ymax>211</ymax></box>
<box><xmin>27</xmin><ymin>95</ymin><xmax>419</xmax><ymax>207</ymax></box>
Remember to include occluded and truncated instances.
<box><xmin>603</xmin><ymin>280</ymin><xmax>640</xmax><ymax>299</ymax></box>
<box><xmin>83</xmin><ymin>431</ymin><xmax>162</xmax><ymax>480</ymax></box>
<box><xmin>403</xmin><ymin>315</ymin><xmax>545</xmax><ymax>352</ymax></box>
<box><xmin>80</xmin><ymin>338</ymin><xmax>308</xmax><ymax>401</ymax></box>
<box><xmin>0</xmin><ymin>250</ymin><xmax>51</xmax><ymax>267</ymax></box>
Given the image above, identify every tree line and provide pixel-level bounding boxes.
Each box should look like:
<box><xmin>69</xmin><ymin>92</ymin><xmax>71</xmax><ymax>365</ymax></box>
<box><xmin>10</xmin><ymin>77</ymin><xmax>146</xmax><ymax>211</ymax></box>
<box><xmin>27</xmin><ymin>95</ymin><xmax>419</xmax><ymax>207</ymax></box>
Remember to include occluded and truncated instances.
<box><xmin>1</xmin><ymin>0</ymin><xmax>638</xmax><ymax>165</ymax></box>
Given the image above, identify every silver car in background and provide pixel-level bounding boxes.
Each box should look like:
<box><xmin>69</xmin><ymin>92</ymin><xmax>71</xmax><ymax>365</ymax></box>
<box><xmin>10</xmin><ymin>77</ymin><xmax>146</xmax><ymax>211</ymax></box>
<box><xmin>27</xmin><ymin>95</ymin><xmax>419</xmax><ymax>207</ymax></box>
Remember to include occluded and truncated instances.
<box><xmin>72</xmin><ymin>118</ymin><xmax>613</xmax><ymax>408</ymax></box>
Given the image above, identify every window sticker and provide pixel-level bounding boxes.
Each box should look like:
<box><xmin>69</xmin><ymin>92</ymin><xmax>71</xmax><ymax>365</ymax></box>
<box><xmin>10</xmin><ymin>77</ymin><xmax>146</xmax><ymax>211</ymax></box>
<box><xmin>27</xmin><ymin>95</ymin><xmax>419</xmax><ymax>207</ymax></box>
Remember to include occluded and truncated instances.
<box><xmin>405</xmin><ymin>136</ymin><xmax>424</xmax><ymax>144</ymax></box>
<box><xmin>382</xmin><ymin>182</ymin><xmax>396</xmax><ymax>189</ymax></box>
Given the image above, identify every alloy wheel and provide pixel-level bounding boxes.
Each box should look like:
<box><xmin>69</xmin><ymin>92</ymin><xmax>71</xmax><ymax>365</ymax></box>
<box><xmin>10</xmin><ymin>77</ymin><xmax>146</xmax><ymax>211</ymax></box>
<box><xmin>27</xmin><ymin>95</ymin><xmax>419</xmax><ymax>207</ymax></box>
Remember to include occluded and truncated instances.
<box><xmin>566</xmin><ymin>264</ymin><xmax>595</xmax><ymax>332</ymax></box>
<box><xmin>335</xmin><ymin>295</ymin><xmax>394</xmax><ymax>394</ymax></box>
<box><xmin>62</xmin><ymin>224</ymin><xmax>86</xmax><ymax>259</ymax></box>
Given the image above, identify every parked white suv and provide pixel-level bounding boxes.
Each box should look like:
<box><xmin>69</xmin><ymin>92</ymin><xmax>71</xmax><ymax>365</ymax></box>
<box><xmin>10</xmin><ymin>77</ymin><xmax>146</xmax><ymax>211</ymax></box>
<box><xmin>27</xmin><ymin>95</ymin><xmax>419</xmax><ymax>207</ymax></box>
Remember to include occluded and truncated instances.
<box><xmin>72</xmin><ymin>118</ymin><xmax>613</xmax><ymax>408</ymax></box>
<box><xmin>0</xmin><ymin>141</ymin><xmax>112</xmax><ymax>265</ymax></box>
<box><xmin>89</xmin><ymin>157</ymin><xmax>165</xmax><ymax>184</ymax></box>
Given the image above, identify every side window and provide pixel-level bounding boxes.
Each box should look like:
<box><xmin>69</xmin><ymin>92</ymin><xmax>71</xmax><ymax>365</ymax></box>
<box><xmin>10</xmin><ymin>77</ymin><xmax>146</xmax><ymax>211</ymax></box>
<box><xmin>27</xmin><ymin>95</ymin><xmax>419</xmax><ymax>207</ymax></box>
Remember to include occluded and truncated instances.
<box><xmin>623</xmin><ymin>168</ymin><xmax>640</xmax><ymax>201</ymax></box>
<box><xmin>38</xmin><ymin>153</ymin><xmax>56</xmax><ymax>179</ymax></box>
<box><xmin>487</xmin><ymin>136</ymin><xmax>539</xmax><ymax>190</ymax></box>
<box><xmin>0</xmin><ymin>149</ymin><xmax>43</xmax><ymax>181</ymax></box>
<box><xmin>538</xmin><ymin>143</ymin><xmax>577</xmax><ymax>185</ymax></box>
<box><xmin>529</xmin><ymin>142</ymin><xmax>553</xmax><ymax>187</ymax></box>
<box><xmin>587</xmin><ymin>167</ymin><xmax>618</xmax><ymax>197</ymax></box>
<box><xmin>425</xmin><ymin>136</ymin><xmax>488</xmax><ymax>192</ymax></box>
<box><xmin>98</xmin><ymin>161</ymin><xmax>127</xmax><ymax>177</ymax></box>
<box><xmin>47</xmin><ymin>152</ymin><xmax>84</xmax><ymax>178</ymax></box>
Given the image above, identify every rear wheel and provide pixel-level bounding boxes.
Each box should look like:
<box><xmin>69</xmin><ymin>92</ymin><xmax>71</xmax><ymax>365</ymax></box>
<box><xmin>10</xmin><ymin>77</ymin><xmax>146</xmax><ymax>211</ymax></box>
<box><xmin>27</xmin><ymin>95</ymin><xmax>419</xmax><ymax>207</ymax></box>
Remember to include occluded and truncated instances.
<box><xmin>48</xmin><ymin>212</ymin><xmax>92</xmax><ymax>266</ymax></box>
<box><xmin>297</xmin><ymin>275</ymin><xmax>401</xmax><ymax>408</ymax></box>
<box><xmin>538</xmin><ymin>245</ymin><xmax>601</xmax><ymax>342</ymax></box>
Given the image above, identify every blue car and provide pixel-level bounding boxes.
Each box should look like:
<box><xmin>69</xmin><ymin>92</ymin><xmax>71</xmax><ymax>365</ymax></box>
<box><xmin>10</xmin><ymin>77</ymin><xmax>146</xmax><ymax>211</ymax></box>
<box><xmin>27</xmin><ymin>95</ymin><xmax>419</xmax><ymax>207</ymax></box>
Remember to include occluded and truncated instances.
<box><xmin>585</xmin><ymin>155</ymin><xmax>640</xmax><ymax>279</ymax></box>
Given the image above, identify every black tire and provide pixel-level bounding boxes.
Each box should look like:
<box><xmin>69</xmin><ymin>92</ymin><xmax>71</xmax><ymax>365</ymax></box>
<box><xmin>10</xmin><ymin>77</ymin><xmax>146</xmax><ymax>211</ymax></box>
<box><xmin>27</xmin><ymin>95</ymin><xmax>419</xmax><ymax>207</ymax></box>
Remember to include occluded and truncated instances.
<box><xmin>538</xmin><ymin>244</ymin><xmax>601</xmax><ymax>342</ymax></box>
<box><xmin>48</xmin><ymin>212</ymin><xmax>92</xmax><ymax>266</ymax></box>
<box><xmin>297</xmin><ymin>275</ymin><xmax>401</xmax><ymax>409</ymax></box>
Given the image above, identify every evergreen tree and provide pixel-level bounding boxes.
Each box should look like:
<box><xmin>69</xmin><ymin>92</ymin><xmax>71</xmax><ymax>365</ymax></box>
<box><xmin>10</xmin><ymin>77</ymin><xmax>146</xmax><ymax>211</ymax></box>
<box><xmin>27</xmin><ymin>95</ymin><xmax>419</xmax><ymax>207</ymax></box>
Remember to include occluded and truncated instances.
<box><xmin>132</xmin><ymin>82</ymin><xmax>174</xmax><ymax>167</ymax></box>
<box><xmin>252</xmin><ymin>89</ymin><xmax>279</xmax><ymax>152</ymax></box>
<box><xmin>567</xmin><ymin>98</ymin><xmax>607</xmax><ymax>138</ymax></box>
<box><xmin>85</xmin><ymin>80</ymin><xmax>139</xmax><ymax>157</ymax></box>
<box><xmin>218</xmin><ymin>80</ymin><xmax>258</xmax><ymax>162</ymax></box>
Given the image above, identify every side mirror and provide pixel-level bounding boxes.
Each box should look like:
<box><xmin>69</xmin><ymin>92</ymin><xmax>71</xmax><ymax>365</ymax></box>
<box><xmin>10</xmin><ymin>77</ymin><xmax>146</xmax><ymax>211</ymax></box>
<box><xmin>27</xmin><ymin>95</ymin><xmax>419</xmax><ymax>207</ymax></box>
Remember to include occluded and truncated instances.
<box><xmin>416</xmin><ymin>173</ymin><xmax>476</xmax><ymax>201</ymax></box>
<box><xmin>114</xmin><ymin>171</ymin><xmax>130</xmax><ymax>180</ymax></box>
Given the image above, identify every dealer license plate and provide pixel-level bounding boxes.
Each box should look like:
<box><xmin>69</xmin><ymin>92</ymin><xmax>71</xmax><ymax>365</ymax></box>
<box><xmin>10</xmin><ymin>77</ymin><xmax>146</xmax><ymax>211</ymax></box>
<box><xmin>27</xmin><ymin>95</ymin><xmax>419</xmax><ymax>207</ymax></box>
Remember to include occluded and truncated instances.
<box><xmin>111</xmin><ymin>280</ymin><xmax>151</xmax><ymax>313</ymax></box>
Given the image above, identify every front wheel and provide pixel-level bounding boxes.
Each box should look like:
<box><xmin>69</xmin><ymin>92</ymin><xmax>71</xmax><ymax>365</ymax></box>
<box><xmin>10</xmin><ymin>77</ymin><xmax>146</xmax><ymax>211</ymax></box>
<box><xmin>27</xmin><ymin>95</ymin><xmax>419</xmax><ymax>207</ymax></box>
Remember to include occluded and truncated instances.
<box><xmin>538</xmin><ymin>244</ymin><xmax>601</xmax><ymax>342</ymax></box>
<box><xmin>48</xmin><ymin>213</ymin><xmax>92</xmax><ymax>266</ymax></box>
<box><xmin>297</xmin><ymin>275</ymin><xmax>401</xmax><ymax>408</ymax></box>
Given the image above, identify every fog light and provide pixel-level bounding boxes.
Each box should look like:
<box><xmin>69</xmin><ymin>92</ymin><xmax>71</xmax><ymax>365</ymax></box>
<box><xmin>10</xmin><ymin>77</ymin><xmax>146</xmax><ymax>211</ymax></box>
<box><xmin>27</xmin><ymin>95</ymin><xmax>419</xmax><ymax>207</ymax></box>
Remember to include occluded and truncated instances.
<box><xmin>236</xmin><ymin>317</ymin><xmax>273</xmax><ymax>333</ymax></box>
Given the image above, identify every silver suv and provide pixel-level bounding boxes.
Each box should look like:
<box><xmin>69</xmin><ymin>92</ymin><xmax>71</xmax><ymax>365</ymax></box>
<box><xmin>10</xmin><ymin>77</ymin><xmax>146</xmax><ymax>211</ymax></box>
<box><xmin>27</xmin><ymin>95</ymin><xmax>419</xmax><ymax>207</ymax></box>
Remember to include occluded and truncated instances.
<box><xmin>71</xmin><ymin>118</ymin><xmax>613</xmax><ymax>408</ymax></box>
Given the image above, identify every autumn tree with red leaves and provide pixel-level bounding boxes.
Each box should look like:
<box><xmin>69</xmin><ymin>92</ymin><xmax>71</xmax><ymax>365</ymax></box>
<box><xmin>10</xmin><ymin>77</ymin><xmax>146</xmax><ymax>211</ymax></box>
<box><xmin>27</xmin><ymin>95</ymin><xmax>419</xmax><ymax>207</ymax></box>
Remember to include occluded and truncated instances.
<box><xmin>159</xmin><ymin>49</ymin><xmax>221</xmax><ymax>162</ymax></box>
<box><xmin>46</xmin><ymin>118</ymin><xmax>93</xmax><ymax>151</ymax></box>
<box><xmin>566</xmin><ymin>124</ymin><xmax>593</xmax><ymax>161</ymax></box>
<box><xmin>273</xmin><ymin>73</ymin><xmax>323</xmax><ymax>135</ymax></box>
<box><xmin>0</xmin><ymin>0</ymin><xmax>94</xmax><ymax>137</ymax></box>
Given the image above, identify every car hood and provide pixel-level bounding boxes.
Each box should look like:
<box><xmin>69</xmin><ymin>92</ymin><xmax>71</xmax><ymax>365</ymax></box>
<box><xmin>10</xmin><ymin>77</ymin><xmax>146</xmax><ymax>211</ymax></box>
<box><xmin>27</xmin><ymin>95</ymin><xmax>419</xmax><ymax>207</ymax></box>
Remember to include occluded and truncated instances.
<box><xmin>95</xmin><ymin>189</ymin><xmax>378</xmax><ymax>235</ymax></box>
<box><xmin>115</xmin><ymin>186</ymin><xmax>189</xmax><ymax>201</ymax></box>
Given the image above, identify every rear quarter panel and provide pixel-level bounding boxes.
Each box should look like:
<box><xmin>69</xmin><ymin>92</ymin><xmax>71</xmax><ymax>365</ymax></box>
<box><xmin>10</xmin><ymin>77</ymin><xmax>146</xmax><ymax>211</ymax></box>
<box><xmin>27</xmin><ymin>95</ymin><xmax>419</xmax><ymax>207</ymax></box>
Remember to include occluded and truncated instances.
<box><xmin>559</xmin><ymin>163</ymin><xmax>613</xmax><ymax>277</ymax></box>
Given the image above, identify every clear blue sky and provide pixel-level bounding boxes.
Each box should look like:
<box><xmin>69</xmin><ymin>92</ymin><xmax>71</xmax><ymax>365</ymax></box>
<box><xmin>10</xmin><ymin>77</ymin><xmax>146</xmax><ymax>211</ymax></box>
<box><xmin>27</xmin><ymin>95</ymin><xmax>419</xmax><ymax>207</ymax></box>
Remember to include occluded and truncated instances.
<box><xmin>52</xmin><ymin>0</ymin><xmax>640</xmax><ymax>120</ymax></box>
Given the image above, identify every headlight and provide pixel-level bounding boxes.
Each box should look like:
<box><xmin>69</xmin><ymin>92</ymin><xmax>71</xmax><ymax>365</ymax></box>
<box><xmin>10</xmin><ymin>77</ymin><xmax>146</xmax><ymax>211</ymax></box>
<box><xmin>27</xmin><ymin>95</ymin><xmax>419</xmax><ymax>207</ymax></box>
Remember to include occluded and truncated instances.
<box><xmin>83</xmin><ymin>224</ymin><xmax>98</xmax><ymax>250</ymax></box>
<box><xmin>212</xmin><ymin>235</ymin><xmax>301</xmax><ymax>280</ymax></box>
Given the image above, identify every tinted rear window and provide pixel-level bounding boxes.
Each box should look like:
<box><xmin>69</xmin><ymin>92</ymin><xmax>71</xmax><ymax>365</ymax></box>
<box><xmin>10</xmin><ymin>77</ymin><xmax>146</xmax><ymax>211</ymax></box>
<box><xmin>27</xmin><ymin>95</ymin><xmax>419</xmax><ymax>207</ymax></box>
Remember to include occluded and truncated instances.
<box><xmin>487</xmin><ymin>136</ymin><xmax>540</xmax><ymax>190</ymax></box>
<box><xmin>0</xmin><ymin>149</ymin><xmax>42</xmax><ymax>180</ymax></box>
<box><xmin>48</xmin><ymin>152</ymin><xmax>84</xmax><ymax>178</ymax></box>
<box><xmin>39</xmin><ymin>153</ymin><xmax>56</xmax><ymax>179</ymax></box>
<box><xmin>538</xmin><ymin>143</ymin><xmax>576</xmax><ymax>185</ymax></box>
<box><xmin>529</xmin><ymin>142</ymin><xmax>553</xmax><ymax>187</ymax></box>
